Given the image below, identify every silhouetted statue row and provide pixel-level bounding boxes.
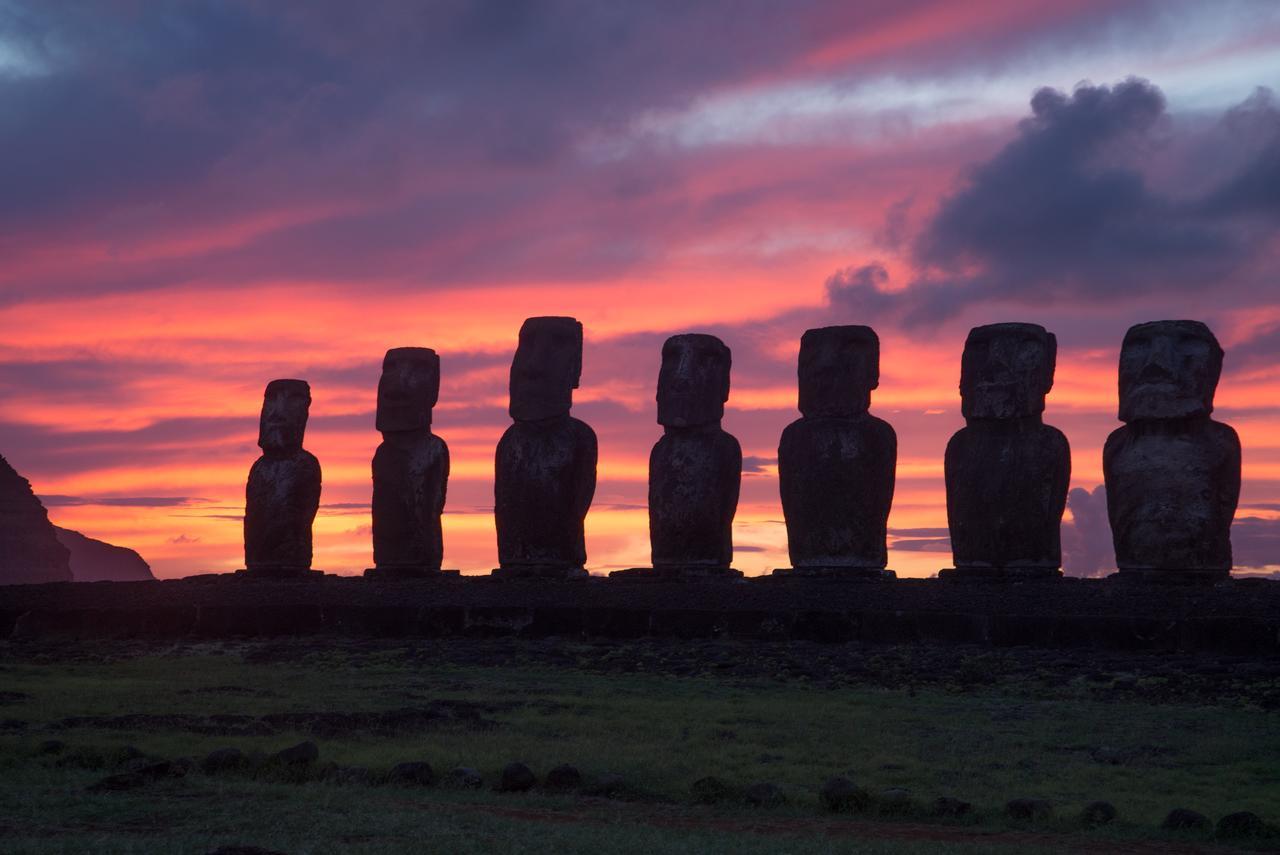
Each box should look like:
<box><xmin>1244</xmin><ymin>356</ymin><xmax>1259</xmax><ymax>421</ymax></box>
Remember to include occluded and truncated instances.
<box><xmin>241</xmin><ymin>318</ymin><xmax>1241</xmax><ymax>583</ymax></box>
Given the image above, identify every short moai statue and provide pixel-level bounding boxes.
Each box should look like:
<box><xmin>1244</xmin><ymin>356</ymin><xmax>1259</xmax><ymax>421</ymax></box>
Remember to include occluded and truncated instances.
<box><xmin>1104</xmin><ymin>321</ymin><xmax>1240</xmax><ymax>582</ymax></box>
<box><xmin>243</xmin><ymin>379</ymin><xmax>322</xmax><ymax>577</ymax></box>
<box><xmin>941</xmin><ymin>323</ymin><xmax>1069</xmax><ymax>579</ymax></box>
<box><xmin>775</xmin><ymin>326</ymin><xmax>896</xmax><ymax>579</ymax></box>
<box><xmin>614</xmin><ymin>334</ymin><xmax>742</xmax><ymax>580</ymax></box>
<box><xmin>493</xmin><ymin>317</ymin><xmax>597</xmax><ymax>579</ymax></box>
<box><xmin>365</xmin><ymin>348</ymin><xmax>450</xmax><ymax>578</ymax></box>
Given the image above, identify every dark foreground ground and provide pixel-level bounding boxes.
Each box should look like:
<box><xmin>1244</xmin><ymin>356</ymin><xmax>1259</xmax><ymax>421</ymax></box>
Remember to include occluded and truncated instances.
<box><xmin>1</xmin><ymin>636</ymin><xmax>1278</xmax><ymax>854</ymax></box>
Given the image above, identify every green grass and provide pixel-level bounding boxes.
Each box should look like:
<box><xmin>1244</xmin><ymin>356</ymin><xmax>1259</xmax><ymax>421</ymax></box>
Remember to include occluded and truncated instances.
<box><xmin>0</xmin><ymin>639</ymin><xmax>1276</xmax><ymax>853</ymax></box>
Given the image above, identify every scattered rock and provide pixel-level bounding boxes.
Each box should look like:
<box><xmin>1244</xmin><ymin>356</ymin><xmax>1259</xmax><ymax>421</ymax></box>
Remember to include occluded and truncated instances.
<box><xmin>878</xmin><ymin>787</ymin><xmax>913</xmax><ymax>815</ymax></box>
<box><xmin>1216</xmin><ymin>811</ymin><xmax>1267</xmax><ymax>840</ymax></box>
<box><xmin>328</xmin><ymin>765</ymin><xmax>373</xmax><ymax>786</ymax></box>
<box><xmin>690</xmin><ymin>776</ymin><xmax>731</xmax><ymax>804</ymax></box>
<box><xmin>585</xmin><ymin>773</ymin><xmax>627</xmax><ymax>799</ymax></box>
<box><xmin>1006</xmin><ymin>798</ymin><xmax>1052</xmax><ymax>822</ymax></box>
<box><xmin>88</xmin><ymin>760</ymin><xmax>186</xmax><ymax>793</ymax></box>
<box><xmin>114</xmin><ymin>746</ymin><xmax>146</xmax><ymax>767</ymax></box>
<box><xmin>271</xmin><ymin>741</ymin><xmax>318</xmax><ymax>766</ymax></box>
<box><xmin>498</xmin><ymin>762</ymin><xmax>536</xmax><ymax>792</ymax></box>
<box><xmin>385</xmin><ymin>761</ymin><xmax>436</xmax><ymax>787</ymax></box>
<box><xmin>745</xmin><ymin>782</ymin><xmax>786</xmax><ymax>807</ymax></box>
<box><xmin>1161</xmin><ymin>808</ymin><xmax>1211</xmax><ymax>832</ymax></box>
<box><xmin>201</xmin><ymin>747</ymin><xmax>249</xmax><ymax>774</ymax></box>
<box><xmin>444</xmin><ymin>767</ymin><xmax>483</xmax><ymax>789</ymax></box>
<box><xmin>1080</xmin><ymin>800</ymin><xmax>1117</xmax><ymax>826</ymax></box>
<box><xmin>819</xmin><ymin>777</ymin><xmax>869</xmax><ymax>813</ymax></box>
<box><xmin>544</xmin><ymin>764</ymin><xmax>582</xmax><ymax>790</ymax></box>
<box><xmin>932</xmin><ymin>796</ymin><xmax>973</xmax><ymax>817</ymax></box>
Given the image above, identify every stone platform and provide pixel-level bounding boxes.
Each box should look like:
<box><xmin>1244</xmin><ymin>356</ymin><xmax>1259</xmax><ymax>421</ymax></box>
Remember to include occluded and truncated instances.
<box><xmin>0</xmin><ymin>575</ymin><xmax>1276</xmax><ymax>655</ymax></box>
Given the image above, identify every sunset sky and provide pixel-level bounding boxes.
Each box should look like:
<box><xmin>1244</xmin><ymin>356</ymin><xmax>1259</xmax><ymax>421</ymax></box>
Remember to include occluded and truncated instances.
<box><xmin>2</xmin><ymin>1</ymin><xmax>1278</xmax><ymax>579</ymax></box>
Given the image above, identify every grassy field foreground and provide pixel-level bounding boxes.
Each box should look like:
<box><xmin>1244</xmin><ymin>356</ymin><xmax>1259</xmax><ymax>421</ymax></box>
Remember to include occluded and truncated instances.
<box><xmin>0</xmin><ymin>638</ymin><xmax>1277</xmax><ymax>854</ymax></box>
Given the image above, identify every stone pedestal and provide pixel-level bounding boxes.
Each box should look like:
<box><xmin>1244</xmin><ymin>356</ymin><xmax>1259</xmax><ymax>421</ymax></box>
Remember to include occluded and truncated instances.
<box><xmin>609</xmin><ymin>565</ymin><xmax>743</xmax><ymax>582</ymax></box>
<box><xmin>770</xmin><ymin>566</ymin><xmax>896</xmax><ymax>581</ymax></box>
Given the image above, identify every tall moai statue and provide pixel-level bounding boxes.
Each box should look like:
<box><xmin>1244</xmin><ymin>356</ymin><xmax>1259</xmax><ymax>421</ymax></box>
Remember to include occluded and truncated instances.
<box><xmin>775</xmin><ymin>326</ymin><xmax>896</xmax><ymax>579</ymax></box>
<box><xmin>243</xmin><ymin>379</ymin><xmax>322</xmax><ymax>577</ymax></box>
<box><xmin>1104</xmin><ymin>321</ymin><xmax>1240</xmax><ymax>581</ymax></box>
<box><xmin>366</xmin><ymin>348</ymin><xmax>450</xmax><ymax>578</ymax></box>
<box><xmin>941</xmin><ymin>323</ymin><xmax>1069</xmax><ymax>579</ymax></box>
<box><xmin>493</xmin><ymin>317</ymin><xmax>597</xmax><ymax>578</ymax></box>
<box><xmin>615</xmin><ymin>334</ymin><xmax>742</xmax><ymax>580</ymax></box>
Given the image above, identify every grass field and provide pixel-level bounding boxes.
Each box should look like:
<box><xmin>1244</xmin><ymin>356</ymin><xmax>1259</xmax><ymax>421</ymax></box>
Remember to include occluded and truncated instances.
<box><xmin>1</xmin><ymin>638</ymin><xmax>1277</xmax><ymax>854</ymax></box>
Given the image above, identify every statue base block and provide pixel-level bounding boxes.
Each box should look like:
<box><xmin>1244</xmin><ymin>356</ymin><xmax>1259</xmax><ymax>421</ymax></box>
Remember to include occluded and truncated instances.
<box><xmin>490</xmin><ymin>565</ymin><xmax>588</xmax><ymax>580</ymax></box>
<box><xmin>233</xmin><ymin>567</ymin><xmax>325</xmax><ymax>580</ymax></box>
<box><xmin>1110</xmin><ymin>568</ymin><xmax>1231</xmax><ymax>584</ymax></box>
<box><xmin>770</xmin><ymin>566</ymin><xmax>896</xmax><ymax>581</ymax></box>
<box><xmin>609</xmin><ymin>566</ymin><xmax>744</xmax><ymax>582</ymax></box>
<box><xmin>938</xmin><ymin>566</ymin><xmax>1063</xmax><ymax>581</ymax></box>
<box><xmin>363</xmin><ymin>566</ymin><xmax>458</xmax><ymax>580</ymax></box>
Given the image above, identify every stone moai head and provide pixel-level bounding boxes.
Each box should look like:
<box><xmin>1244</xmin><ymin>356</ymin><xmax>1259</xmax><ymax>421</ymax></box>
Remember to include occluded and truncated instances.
<box><xmin>798</xmin><ymin>325</ymin><xmax>879</xmax><ymax>418</ymax></box>
<box><xmin>657</xmin><ymin>334</ymin><xmax>731</xmax><ymax>428</ymax></box>
<box><xmin>509</xmin><ymin>316</ymin><xmax>583</xmax><ymax>422</ymax></box>
<box><xmin>1118</xmin><ymin>320</ymin><xmax>1223</xmax><ymax>422</ymax></box>
<box><xmin>960</xmin><ymin>323</ymin><xmax>1056</xmax><ymax>421</ymax></box>
<box><xmin>258</xmin><ymin>379</ymin><xmax>311</xmax><ymax>455</ymax></box>
<box><xmin>376</xmin><ymin>347</ymin><xmax>440</xmax><ymax>433</ymax></box>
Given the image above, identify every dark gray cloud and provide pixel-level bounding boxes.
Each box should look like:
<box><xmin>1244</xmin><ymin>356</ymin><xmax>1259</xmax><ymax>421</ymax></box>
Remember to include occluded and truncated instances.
<box><xmin>828</xmin><ymin>80</ymin><xmax>1280</xmax><ymax>326</ymax></box>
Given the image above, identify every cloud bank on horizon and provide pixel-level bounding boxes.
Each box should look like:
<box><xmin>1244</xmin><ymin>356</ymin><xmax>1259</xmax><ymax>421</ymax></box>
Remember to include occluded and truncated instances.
<box><xmin>1</xmin><ymin>0</ymin><xmax>1277</xmax><ymax>578</ymax></box>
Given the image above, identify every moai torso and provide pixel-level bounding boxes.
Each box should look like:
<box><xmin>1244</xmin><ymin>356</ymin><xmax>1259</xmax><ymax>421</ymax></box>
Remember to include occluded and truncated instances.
<box><xmin>495</xmin><ymin>415</ymin><xmax>597</xmax><ymax>568</ymax></box>
<box><xmin>1104</xmin><ymin>321</ymin><xmax>1240</xmax><ymax>577</ymax></box>
<box><xmin>650</xmin><ymin>425</ymin><xmax>741</xmax><ymax>568</ymax></box>
<box><xmin>371</xmin><ymin>348</ymin><xmax>449</xmax><ymax>574</ymax></box>
<box><xmin>244</xmin><ymin>379</ymin><xmax>322</xmax><ymax>574</ymax></box>
<box><xmin>494</xmin><ymin>317</ymin><xmax>597</xmax><ymax>573</ymax></box>
<box><xmin>946</xmin><ymin>421</ymin><xmax>1069</xmax><ymax>569</ymax></box>
<box><xmin>647</xmin><ymin>334</ymin><xmax>741</xmax><ymax>572</ymax></box>
<box><xmin>778</xmin><ymin>325</ymin><xmax>896</xmax><ymax>571</ymax></box>
<box><xmin>944</xmin><ymin>324</ymin><xmax>1069</xmax><ymax>576</ymax></box>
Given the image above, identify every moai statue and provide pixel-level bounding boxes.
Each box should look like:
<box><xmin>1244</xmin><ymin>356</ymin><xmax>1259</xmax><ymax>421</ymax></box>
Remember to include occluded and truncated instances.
<box><xmin>941</xmin><ymin>323</ymin><xmax>1069</xmax><ymax>579</ymax></box>
<box><xmin>243</xmin><ymin>379</ymin><xmax>322</xmax><ymax>577</ymax></box>
<box><xmin>493</xmin><ymin>317</ymin><xmax>597</xmax><ymax>578</ymax></box>
<box><xmin>775</xmin><ymin>326</ymin><xmax>896</xmax><ymax>579</ymax></box>
<box><xmin>614</xmin><ymin>334</ymin><xmax>742</xmax><ymax>580</ymax></box>
<box><xmin>1104</xmin><ymin>321</ymin><xmax>1240</xmax><ymax>581</ymax></box>
<box><xmin>365</xmin><ymin>348</ymin><xmax>450</xmax><ymax>578</ymax></box>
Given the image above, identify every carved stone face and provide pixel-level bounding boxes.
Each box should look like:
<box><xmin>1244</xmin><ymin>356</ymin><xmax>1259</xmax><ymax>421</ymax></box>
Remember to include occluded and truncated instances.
<box><xmin>798</xmin><ymin>325</ymin><xmax>879</xmax><ymax>418</ymax></box>
<box><xmin>376</xmin><ymin>347</ymin><xmax>440</xmax><ymax>433</ymax></box>
<box><xmin>509</xmin><ymin>316</ymin><xmax>582</xmax><ymax>422</ymax></box>
<box><xmin>258</xmin><ymin>379</ymin><xmax>311</xmax><ymax>454</ymax></box>
<box><xmin>657</xmin><ymin>334</ymin><xmax>731</xmax><ymax>428</ymax></box>
<box><xmin>960</xmin><ymin>323</ymin><xmax>1056</xmax><ymax>420</ymax></box>
<box><xmin>1118</xmin><ymin>320</ymin><xmax>1222</xmax><ymax>421</ymax></box>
